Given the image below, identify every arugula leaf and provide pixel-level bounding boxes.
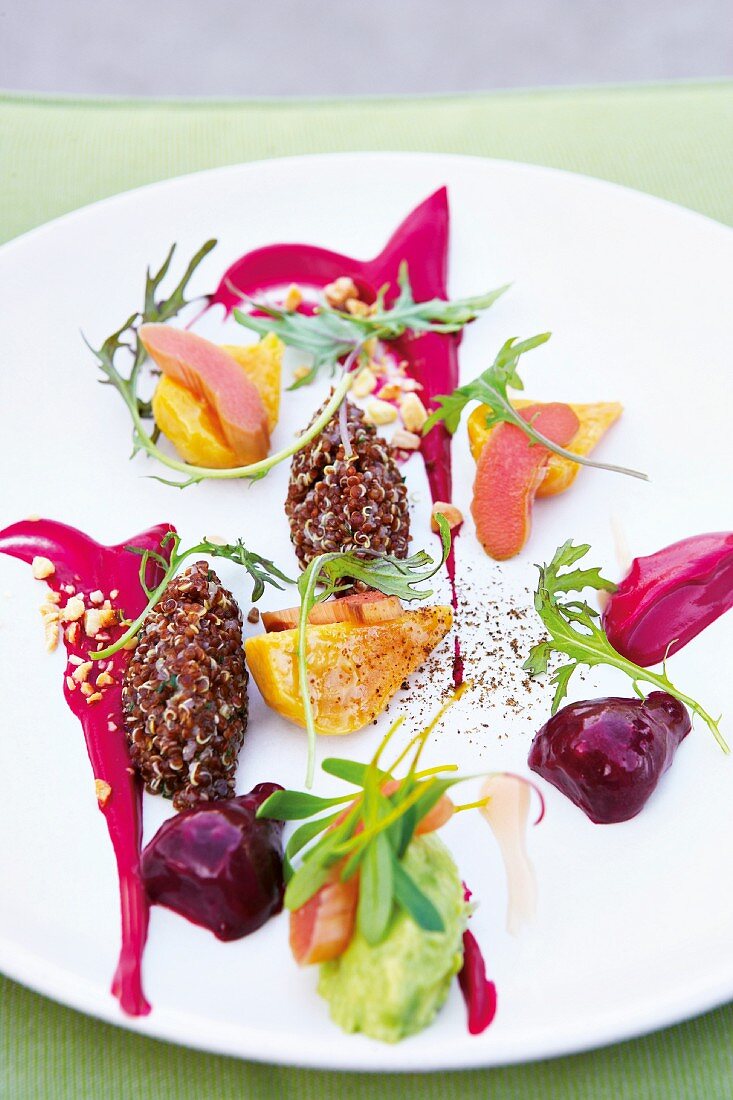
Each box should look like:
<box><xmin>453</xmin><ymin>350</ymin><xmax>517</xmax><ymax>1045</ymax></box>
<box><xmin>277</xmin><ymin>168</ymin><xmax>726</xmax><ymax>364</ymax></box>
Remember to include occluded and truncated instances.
<box><xmin>525</xmin><ymin>540</ymin><xmax>728</xmax><ymax>750</ymax></box>
<box><xmin>89</xmin><ymin>532</ymin><xmax>292</xmax><ymax>661</ymax></box>
<box><xmin>424</xmin><ymin>334</ymin><xmax>648</xmax><ymax>482</ymax></box>
<box><xmin>234</xmin><ymin>263</ymin><xmax>508</xmax><ymax>388</ymax></box>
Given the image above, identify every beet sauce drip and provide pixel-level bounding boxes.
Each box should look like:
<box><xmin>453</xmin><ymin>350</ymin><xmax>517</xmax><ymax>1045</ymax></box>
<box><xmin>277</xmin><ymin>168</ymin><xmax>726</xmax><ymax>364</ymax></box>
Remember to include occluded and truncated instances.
<box><xmin>0</xmin><ymin>518</ymin><xmax>173</xmax><ymax>1015</ymax></box>
<box><xmin>202</xmin><ymin>187</ymin><xmax>464</xmax><ymax>684</ymax></box>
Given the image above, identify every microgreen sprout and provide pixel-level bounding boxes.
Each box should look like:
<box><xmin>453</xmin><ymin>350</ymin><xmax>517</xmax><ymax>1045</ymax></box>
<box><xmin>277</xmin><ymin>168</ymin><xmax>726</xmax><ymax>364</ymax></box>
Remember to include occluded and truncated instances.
<box><xmin>258</xmin><ymin>693</ymin><xmax>543</xmax><ymax>946</ymax></box>
<box><xmin>525</xmin><ymin>540</ymin><xmax>727</xmax><ymax>750</ymax></box>
<box><xmin>89</xmin><ymin>532</ymin><xmax>292</xmax><ymax>661</ymax></box>
<box><xmin>424</xmin><ymin>334</ymin><xmax>648</xmax><ymax>482</ymax></box>
<box><xmin>296</xmin><ymin>514</ymin><xmax>452</xmax><ymax>787</ymax></box>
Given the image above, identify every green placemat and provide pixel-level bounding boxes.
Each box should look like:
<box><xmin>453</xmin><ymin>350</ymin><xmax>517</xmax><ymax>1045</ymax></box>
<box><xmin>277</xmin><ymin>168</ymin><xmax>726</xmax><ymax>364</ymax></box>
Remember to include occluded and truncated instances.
<box><xmin>2</xmin><ymin>82</ymin><xmax>733</xmax><ymax>1099</ymax></box>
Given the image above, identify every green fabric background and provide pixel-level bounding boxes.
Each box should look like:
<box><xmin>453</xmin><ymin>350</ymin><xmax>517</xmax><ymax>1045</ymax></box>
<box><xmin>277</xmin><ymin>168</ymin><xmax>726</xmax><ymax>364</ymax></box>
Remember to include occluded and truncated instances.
<box><xmin>1</xmin><ymin>83</ymin><xmax>732</xmax><ymax>1098</ymax></box>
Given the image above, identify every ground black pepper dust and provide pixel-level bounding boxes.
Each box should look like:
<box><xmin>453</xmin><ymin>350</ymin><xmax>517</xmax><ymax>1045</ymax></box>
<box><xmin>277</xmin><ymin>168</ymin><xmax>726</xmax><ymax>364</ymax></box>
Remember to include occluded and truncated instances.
<box><xmin>395</xmin><ymin>560</ymin><xmax>590</xmax><ymax>755</ymax></box>
<box><xmin>122</xmin><ymin>561</ymin><xmax>248</xmax><ymax>811</ymax></box>
<box><xmin>285</xmin><ymin>397</ymin><xmax>410</xmax><ymax>571</ymax></box>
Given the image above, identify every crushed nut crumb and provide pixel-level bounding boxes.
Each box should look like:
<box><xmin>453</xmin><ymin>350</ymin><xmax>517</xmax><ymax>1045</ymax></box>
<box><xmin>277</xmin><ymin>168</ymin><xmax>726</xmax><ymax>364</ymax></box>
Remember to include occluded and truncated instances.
<box><xmin>32</xmin><ymin>556</ymin><xmax>55</xmax><ymax>580</ymax></box>
<box><xmin>345</xmin><ymin>297</ymin><xmax>370</xmax><ymax>317</ymax></box>
<box><xmin>95</xmin><ymin>779</ymin><xmax>112</xmax><ymax>807</ymax></box>
<box><xmin>72</xmin><ymin>661</ymin><xmax>93</xmax><ymax>683</ymax></box>
<box><xmin>391</xmin><ymin>427</ymin><xmax>422</xmax><ymax>451</ymax></box>
<box><xmin>61</xmin><ymin>596</ymin><xmax>85</xmax><ymax>623</ymax></box>
<box><xmin>431</xmin><ymin>501</ymin><xmax>464</xmax><ymax>532</ymax></box>
<box><xmin>283</xmin><ymin>283</ymin><xmax>303</xmax><ymax>311</ymax></box>
<box><xmin>350</xmin><ymin>367</ymin><xmax>378</xmax><ymax>398</ymax></box>
<box><xmin>84</xmin><ymin>607</ymin><xmax>118</xmax><ymax>637</ymax></box>
<box><xmin>89</xmin><ymin>590</ymin><xmax>104</xmax><ymax>605</ymax></box>
<box><xmin>324</xmin><ymin>276</ymin><xmax>358</xmax><ymax>309</ymax></box>
<box><xmin>364</xmin><ymin>398</ymin><xmax>398</xmax><ymax>426</ymax></box>
<box><xmin>400</xmin><ymin>392</ymin><xmax>429</xmax><ymax>433</ymax></box>
<box><xmin>86</xmin><ymin>692</ymin><xmax>103</xmax><ymax>705</ymax></box>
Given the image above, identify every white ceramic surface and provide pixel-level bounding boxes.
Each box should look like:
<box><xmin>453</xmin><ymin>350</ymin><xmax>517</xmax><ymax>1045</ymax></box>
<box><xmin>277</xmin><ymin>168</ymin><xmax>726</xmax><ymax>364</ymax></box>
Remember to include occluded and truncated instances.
<box><xmin>1</xmin><ymin>153</ymin><xmax>732</xmax><ymax>1071</ymax></box>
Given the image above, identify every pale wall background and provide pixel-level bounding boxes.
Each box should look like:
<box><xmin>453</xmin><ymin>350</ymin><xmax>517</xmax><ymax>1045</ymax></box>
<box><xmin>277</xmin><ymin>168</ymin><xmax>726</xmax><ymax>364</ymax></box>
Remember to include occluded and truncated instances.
<box><xmin>2</xmin><ymin>0</ymin><xmax>732</xmax><ymax>96</ymax></box>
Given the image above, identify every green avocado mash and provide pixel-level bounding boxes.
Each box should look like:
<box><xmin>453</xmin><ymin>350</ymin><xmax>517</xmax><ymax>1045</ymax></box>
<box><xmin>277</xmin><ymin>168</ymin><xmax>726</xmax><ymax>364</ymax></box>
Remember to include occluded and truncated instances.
<box><xmin>317</xmin><ymin>833</ymin><xmax>468</xmax><ymax>1043</ymax></box>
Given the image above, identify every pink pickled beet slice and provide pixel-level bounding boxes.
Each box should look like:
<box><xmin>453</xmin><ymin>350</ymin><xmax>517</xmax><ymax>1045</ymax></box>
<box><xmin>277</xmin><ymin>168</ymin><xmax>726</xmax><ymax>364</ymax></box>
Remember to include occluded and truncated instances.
<box><xmin>603</xmin><ymin>532</ymin><xmax>733</xmax><ymax>667</ymax></box>
<box><xmin>139</xmin><ymin>323</ymin><xmax>270</xmax><ymax>464</ymax></box>
<box><xmin>0</xmin><ymin>517</ymin><xmax>173</xmax><ymax>1015</ymax></box>
<box><xmin>471</xmin><ymin>402</ymin><xmax>580</xmax><ymax>561</ymax></box>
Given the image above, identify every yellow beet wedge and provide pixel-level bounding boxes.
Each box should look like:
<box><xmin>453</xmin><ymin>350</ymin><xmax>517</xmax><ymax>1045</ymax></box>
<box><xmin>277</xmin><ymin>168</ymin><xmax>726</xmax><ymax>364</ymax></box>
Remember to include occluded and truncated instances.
<box><xmin>245</xmin><ymin>606</ymin><xmax>453</xmax><ymax>735</ymax></box>
<box><xmin>151</xmin><ymin>334</ymin><xmax>283</xmax><ymax>469</ymax></box>
<box><xmin>468</xmin><ymin>400</ymin><xmax>623</xmax><ymax>497</ymax></box>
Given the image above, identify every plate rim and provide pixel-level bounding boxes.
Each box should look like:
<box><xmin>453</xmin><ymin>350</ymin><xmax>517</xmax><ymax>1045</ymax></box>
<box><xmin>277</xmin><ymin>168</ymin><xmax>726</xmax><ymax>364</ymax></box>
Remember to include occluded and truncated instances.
<box><xmin>1</xmin><ymin>149</ymin><xmax>732</xmax><ymax>1071</ymax></box>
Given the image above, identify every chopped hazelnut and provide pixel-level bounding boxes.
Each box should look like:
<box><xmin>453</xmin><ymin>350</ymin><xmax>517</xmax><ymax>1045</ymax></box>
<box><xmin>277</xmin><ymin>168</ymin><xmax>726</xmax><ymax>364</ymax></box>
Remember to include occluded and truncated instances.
<box><xmin>345</xmin><ymin>298</ymin><xmax>370</xmax><ymax>317</ymax></box>
<box><xmin>80</xmin><ymin>682</ymin><xmax>94</xmax><ymax>697</ymax></box>
<box><xmin>431</xmin><ymin>501</ymin><xmax>464</xmax><ymax>533</ymax></box>
<box><xmin>283</xmin><ymin>283</ymin><xmax>303</xmax><ymax>311</ymax></box>
<box><xmin>95</xmin><ymin>779</ymin><xmax>112</xmax><ymax>807</ymax></box>
<box><xmin>109</xmin><ymin>589</ymin><xmax>119</xmax><ymax>600</ymax></box>
<box><xmin>88</xmin><ymin>590</ymin><xmax>104</xmax><ymax>605</ymax></box>
<box><xmin>84</xmin><ymin>607</ymin><xmax>118</xmax><ymax>637</ymax></box>
<box><xmin>39</xmin><ymin>603</ymin><xmax>60</xmax><ymax>652</ymax></box>
<box><xmin>32</xmin><ymin>556</ymin><xmax>55</xmax><ymax>580</ymax></box>
<box><xmin>85</xmin><ymin>692</ymin><xmax>103</xmax><ymax>705</ymax></box>
<box><xmin>72</xmin><ymin>661</ymin><xmax>93</xmax><ymax>683</ymax></box>
<box><xmin>378</xmin><ymin>381</ymin><xmax>403</xmax><ymax>402</ymax></box>
<box><xmin>400</xmin><ymin>392</ymin><xmax>429</xmax><ymax>433</ymax></box>
<box><xmin>95</xmin><ymin>672</ymin><xmax>115</xmax><ymax>688</ymax></box>
<box><xmin>391</xmin><ymin>428</ymin><xmax>422</xmax><ymax>451</ymax></box>
<box><xmin>350</xmin><ymin>367</ymin><xmax>378</xmax><ymax>398</ymax></box>
<box><xmin>364</xmin><ymin>398</ymin><xmax>398</xmax><ymax>426</ymax></box>
<box><xmin>60</xmin><ymin>596</ymin><xmax>85</xmax><ymax>623</ymax></box>
<box><xmin>324</xmin><ymin>276</ymin><xmax>358</xmax><ymax>309</ymax></box>
<box><xmin>65</xmin><ymin>676</ymin><xmax>76</xmax><ymax>691</ymax></box>
<box><xmin>65</xmin><ymin>622</ymin><xmax>81</xmax><ymax>646</ymax></box>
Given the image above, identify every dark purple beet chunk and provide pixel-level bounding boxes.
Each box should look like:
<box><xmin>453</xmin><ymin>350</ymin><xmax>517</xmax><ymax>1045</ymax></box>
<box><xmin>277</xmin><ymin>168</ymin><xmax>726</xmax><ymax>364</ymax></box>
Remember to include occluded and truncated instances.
<box><xmin>528</xmin><ymin>693</ymin><xmax>690</xmax><ymax>824</ymax></box>
<box><xmin>141</xmin><ymin>782</ymin><xmax>284</xmax><ymax>940</ymax></box>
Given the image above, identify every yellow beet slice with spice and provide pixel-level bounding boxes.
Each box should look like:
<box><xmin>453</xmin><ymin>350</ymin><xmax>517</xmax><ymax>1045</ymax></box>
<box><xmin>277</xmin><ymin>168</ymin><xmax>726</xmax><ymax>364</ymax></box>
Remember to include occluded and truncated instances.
<box><xmin>467</xmin><ymin>400</ymin><xmax>623</xmax><ymax>497</ymax></box>
<box><xmin>151</xmin><ymin>335</ymin><xmax>284</xmax><ymax>468</ymax></box>
<box><xmin>245</xmin><ymin>607</ymin><xmax>453</xmax><ymax>735</ymax></box>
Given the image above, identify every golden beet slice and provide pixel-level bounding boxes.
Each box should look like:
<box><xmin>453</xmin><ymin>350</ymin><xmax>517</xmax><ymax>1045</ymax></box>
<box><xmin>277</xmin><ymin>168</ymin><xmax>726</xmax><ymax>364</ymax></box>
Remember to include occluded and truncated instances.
<box><xmin>468</xmin><ymin>400</ymin><xmax>623</xmax><ymax>497</ymax></box>
<box><xmin>140</xmin><ymin>323</ymin><xmax>269</xmax><ymax>464</ymax></box>
<box><xmin>245</xmin><ymin>607</ymin><xmax>453</xmax><ymax>734</ymax></box>
<box><xmin>471</xmin><ymin>403</ymin><xmax>579</xmax><ymax>561</ymax></box>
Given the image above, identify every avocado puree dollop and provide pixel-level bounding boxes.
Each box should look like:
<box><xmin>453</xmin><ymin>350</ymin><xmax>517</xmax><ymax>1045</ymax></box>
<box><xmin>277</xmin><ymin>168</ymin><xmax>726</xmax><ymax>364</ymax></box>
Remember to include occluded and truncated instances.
<box><xmin>318</xmin><ymin>833</ymin><xmax>468</xmax><ymax>1042</ymax></box>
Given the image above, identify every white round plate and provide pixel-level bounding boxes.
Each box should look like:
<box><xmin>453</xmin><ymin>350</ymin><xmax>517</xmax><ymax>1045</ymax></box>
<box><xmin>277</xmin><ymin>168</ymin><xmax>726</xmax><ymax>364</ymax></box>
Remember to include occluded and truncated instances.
<box><xmin>1</xmin><ymin>153</ymin><xmax>732</xmax><ymax>1072</ymax></box>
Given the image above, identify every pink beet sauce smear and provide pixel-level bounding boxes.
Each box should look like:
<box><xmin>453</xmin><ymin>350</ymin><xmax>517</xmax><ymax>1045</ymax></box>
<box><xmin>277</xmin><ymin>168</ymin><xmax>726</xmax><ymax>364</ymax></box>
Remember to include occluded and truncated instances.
<box><xmin>459</xmin><ymin>886</ymin><xmax>497</xmax><ymax>1034</ymax></box>
<box><xmin>203</xmin><ymin>187</ymin><xmax>465</xmax><ymax>684</ymax></box>
<box><xmin>0</xmin><ymin>518</ymin><xmax>173</xmax><ymax>1016</ymax></box>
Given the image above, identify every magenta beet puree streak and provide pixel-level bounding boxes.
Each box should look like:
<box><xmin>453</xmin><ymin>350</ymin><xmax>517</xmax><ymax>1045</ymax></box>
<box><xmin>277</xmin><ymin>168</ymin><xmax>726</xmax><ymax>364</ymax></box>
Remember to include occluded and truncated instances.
<box><xmin>0</xmin><ymin>190</ymin><xmax>471</xmax><ymax>1024</ymax></box>
<box><xmin>0</xmin><ymin>519</ymin><xmax>173</xmax><ymax>1016</ymax></box>
<box><xmin>202</xmin><ymin>187</ymin><xmax>465</xmax><ymax>682</ymax></box>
